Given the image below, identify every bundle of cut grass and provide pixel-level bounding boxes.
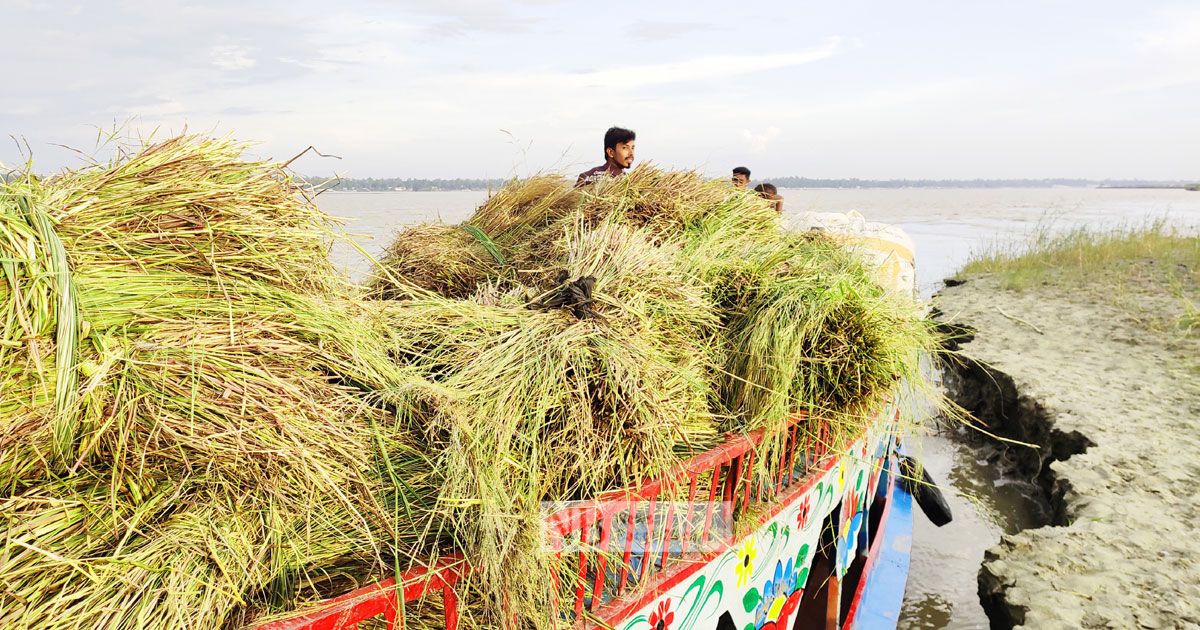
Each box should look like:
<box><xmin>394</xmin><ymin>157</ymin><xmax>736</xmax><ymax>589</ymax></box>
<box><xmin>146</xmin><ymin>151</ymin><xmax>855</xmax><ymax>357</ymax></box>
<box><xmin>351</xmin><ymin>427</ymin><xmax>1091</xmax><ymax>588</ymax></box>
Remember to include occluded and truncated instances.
<box><xmin>0</xmin><ymin>136</ymin><xmax>447</xmax><ymax>628</ymax></box>
<box><xmin>452</xmin><ymin>170</ymin><xmax>938</xmax><ymax>471</ymax></box>
<box><xmin>713</xmin><ymin>233</ymin><xmax>940</xmax><ymax>480</ymax></box>
<box><xmin>466</xmin><ymin>174</ymin><xmax>580</xmax><ymax>246</ymax></box>
<box><xmin>467</xmin><ymin>166</ymin><xmax>771</xmax><ymax>250</ymax></box>
<box><xmin>379</xmin><ymin>218</ymin><xmax>723</xmax><ymax>628</ymax></box>
<box><xmin>365</xmin><ymin>223</ymin><xmax>503</xmax><ymax>299</ymax></box>
<box><xmin>577</xmin><ymin>166</ymin><xmax>760</xmax><ymax>237</ymax></box>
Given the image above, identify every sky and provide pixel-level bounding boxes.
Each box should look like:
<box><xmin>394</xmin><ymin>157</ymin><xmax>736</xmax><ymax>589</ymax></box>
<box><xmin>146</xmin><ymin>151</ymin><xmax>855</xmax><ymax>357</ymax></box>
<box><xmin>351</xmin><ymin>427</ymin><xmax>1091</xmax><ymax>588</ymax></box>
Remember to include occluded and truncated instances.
<box><xmin>2</xmin><ymin>0</ymin><xmax>1198</xmax><ymax>180</ymax></box>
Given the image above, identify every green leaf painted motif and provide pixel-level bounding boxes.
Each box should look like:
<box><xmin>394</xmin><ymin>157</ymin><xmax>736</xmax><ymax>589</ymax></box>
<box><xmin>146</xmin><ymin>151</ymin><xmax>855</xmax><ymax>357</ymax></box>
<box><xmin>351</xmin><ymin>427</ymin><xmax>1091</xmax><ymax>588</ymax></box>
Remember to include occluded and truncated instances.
<box><xmin>742</xmin><ymin>586</ymin><xmax>761</xmax><ymax>613</ymax></box>
<box><xmin>796</xmin><ymin>543</ymin><xmax>811</xmax><ymax>567</ymax></box>
<box><xmin>678</xmin><ymin>574</ymin><xmax>728</xmax><ymax>628</ymax></box>
<box><xmin>701</xmin><ymin>581</ymin><xmax>725</xmax><ymax>621</ymax></box>
<box><xmin>677</xmin><ymin>576</ymin><xmax>708</xmax><ymax>624</ymax></box>
<box><xmin>619</xmin><ymin>614</ymin><xmax>648</xmax><ymax>630</ymax></box>
<box><xmin>814</xmin><ymin>479</ymin><xmax>836</xmax><ymax>514</ymax></box>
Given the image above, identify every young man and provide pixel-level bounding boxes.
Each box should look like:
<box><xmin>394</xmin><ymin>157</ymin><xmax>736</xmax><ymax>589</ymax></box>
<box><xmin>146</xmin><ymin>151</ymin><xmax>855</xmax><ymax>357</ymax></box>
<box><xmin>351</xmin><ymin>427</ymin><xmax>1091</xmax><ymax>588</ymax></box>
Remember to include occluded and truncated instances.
<box><xmin>576</xmin><ymin>127</ymin><xmax>636</xmax><ymax>187</ymax></box>
<box><xmin>753</xmin><ymin>182</ymin><xmax>784</xmax><ymax>213</ymax></box>
<box><xmin>731</xmin><ymin>166</ymin><xmax>751</xmax><ymax>189</ymax></box>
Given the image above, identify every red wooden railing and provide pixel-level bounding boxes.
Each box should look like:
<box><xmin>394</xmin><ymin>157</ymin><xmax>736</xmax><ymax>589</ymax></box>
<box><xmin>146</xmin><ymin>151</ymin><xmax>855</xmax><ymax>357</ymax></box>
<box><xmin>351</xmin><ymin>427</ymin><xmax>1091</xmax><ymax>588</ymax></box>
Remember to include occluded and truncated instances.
<box><xmin>252</xmin><ymin>556</ymin><xmax>465</xmax><ymax>630</ymax></box>
<box><xmin>545</xmin><ymin>413</ymin><xmax>829</xmax><ymax>625</ymax></box>
<box><xmin>256</xmin><ymin>414</ymin><xmax>833</xmax><ymax>630</ymax></box>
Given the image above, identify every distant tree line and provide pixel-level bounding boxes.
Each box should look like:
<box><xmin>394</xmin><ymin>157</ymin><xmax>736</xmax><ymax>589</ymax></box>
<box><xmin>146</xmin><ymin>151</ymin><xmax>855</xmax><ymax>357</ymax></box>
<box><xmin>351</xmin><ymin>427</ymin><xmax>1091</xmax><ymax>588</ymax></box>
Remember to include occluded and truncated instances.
<box><xmin>762</xmin><ymin>177</ymin><xmax>1198</xmax><ymax>189</ymax></box>
<box><xmin>300</xmin><ymin>176</ymin><xmax>506</xmax><ymax>192</ymax></box>
<box><xmin>303</xmin><ymin>175</ymin><xmax>1199</xmax><ymax>191</ymax></box>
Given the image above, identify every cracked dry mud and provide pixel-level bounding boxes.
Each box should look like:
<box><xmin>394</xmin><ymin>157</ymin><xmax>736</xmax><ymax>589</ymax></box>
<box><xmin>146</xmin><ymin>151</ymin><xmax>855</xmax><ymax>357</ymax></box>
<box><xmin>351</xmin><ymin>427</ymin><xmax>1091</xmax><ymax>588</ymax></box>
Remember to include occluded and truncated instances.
<box><xmin>934</xmin><ymin>272</ymin><xmax>1200</xmax><ymax>629</ymax></box>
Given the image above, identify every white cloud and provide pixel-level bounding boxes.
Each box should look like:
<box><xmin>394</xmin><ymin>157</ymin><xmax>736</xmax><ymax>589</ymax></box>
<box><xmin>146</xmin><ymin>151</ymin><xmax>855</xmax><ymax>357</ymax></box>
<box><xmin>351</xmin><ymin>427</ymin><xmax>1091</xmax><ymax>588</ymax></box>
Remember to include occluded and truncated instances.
<box><xmin>1112</xmin><ymin>8</ymin><xmax>1200</xmax><ymax>93</ymax></box>
<box><xmin>742</xmin><ymin>127</ymin><xmax>781</xmax><ymax>152</ymax></box>
<box><xmin>628</xmin><ymin>20</ymin><xmax>720</xmax><ymax>41</ymax></box>
<box><xmin>211</xmin><ymin>45</ymin><xmax>257</xmax><ymax>70</ymax></box>
<box><xmin>473</xmin><ymin>37</ymin><xmax>850</xmax><ymax>90</ymax></box>
<box><xmin>1137</xmin><ymin>8</ymin><xmax>1200</xmax><ymax>55</ymax></box>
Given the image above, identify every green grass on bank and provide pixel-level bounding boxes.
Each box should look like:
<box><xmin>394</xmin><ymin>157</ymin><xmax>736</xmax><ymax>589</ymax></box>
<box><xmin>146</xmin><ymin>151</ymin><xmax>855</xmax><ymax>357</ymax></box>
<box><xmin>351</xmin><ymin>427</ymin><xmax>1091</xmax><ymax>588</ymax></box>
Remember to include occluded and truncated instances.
<box><xmin>958</xmin><ymin>220</ymin><xmax>1199</xmax><ymax>336</ymax></box>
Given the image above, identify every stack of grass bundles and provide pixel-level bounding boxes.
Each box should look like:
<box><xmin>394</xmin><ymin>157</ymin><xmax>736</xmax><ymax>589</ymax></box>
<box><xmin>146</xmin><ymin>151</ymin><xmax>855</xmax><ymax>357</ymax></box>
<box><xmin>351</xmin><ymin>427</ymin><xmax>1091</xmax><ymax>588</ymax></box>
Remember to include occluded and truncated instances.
<box><xmin>0</xmin><ymin>136</ymin><xmax>444</xmax><ymax>628</ymax></box>
<box><xmin>379</xmin><ymin>217</ymin><xmax>721</xmax><ymax>628</ymax></box>
<box><xmin>371</xmin><ymin>171</ymin><xmax>941</xmax><ymax>630</ymax></box>
<box><xmin>370</xmin><ymin>170</ymin><xmax>940</xmax><ymax>629</ymax></box>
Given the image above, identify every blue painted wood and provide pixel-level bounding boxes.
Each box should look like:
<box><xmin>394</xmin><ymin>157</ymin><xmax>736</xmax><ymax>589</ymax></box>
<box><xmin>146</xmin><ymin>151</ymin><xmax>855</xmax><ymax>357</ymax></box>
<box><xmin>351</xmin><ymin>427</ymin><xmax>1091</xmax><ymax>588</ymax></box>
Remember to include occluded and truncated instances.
<box><xmin>851</xmin><ymin>467</ymin><xmax>914</xmax><ymax>630</ymax></box>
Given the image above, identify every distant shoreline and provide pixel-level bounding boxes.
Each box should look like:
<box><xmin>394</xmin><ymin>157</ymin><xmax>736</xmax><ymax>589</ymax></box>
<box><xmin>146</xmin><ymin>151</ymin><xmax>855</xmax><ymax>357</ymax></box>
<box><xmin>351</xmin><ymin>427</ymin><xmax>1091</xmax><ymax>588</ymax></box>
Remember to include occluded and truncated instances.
<box><xmin>315</xmin><ymin>184</ymin><xmax>1198</xmax><ymax>193</ymax></box>
<box><xmin>1096</xmin><ymin>185</ymin><xmax>1195</xmax><ymax>190</ymax></box>
<box><xmin>306</xmin><ymin>176</ymin><xmax>1199</xmax><ymax>193</ymax></box>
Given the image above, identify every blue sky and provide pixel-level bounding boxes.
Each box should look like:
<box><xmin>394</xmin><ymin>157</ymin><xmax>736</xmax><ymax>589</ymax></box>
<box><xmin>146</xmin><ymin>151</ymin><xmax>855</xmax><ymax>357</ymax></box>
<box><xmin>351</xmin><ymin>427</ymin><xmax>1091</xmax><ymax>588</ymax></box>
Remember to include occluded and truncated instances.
<box><xmin>2</xmin><ymin>1</ymin><xmax>1198</xmax><ymax>179</ymax></box>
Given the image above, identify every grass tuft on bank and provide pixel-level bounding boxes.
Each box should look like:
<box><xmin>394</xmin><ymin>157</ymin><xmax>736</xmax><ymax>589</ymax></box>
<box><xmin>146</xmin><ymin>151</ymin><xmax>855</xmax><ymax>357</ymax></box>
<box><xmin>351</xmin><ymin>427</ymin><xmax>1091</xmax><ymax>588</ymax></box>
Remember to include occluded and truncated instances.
<box><xmin>959</xmin><ymin>219</ymin><xmax>1199</xmax><ymax>335</ymax></box>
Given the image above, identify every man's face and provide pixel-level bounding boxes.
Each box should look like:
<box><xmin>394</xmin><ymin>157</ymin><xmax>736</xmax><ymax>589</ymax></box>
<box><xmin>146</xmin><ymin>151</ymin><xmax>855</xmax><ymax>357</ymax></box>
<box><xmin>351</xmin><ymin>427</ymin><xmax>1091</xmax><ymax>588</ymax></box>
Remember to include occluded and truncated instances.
<box><xmin>732</xmin><ymin>173</ymin><xmax>749</xmax><ymax>188</ymax></box>
<box><xmin>607</xmin><ymin>141</ymin><xmax>635</xmax><ymax>168</ymax></box>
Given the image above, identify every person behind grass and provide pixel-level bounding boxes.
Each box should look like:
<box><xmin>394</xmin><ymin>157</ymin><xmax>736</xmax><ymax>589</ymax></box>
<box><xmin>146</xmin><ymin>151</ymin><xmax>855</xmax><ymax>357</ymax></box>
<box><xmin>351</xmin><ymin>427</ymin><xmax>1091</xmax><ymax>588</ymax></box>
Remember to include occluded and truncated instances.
<box><xmin>731</xmin><ymin>166</ymin><xmax>751</xmax><ymax>189</ymax></box>
<box><xmin>754</xmin><ymin>182</ymin><xmax>784</xmax><ymax>213</ymax></box>
<box><xmin>576</xmin><ymin>127</ymin><xmax>636</xmax><ymax>187</ymax></box>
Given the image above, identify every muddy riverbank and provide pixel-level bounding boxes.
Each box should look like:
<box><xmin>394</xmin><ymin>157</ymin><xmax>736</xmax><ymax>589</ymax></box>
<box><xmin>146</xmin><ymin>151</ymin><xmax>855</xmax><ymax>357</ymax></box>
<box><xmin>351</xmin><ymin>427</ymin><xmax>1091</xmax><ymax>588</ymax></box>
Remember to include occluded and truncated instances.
<box><xmin>933</xmin><ymin>267</ymin><xmax>1200</xmax><ymax>628</ymax></box>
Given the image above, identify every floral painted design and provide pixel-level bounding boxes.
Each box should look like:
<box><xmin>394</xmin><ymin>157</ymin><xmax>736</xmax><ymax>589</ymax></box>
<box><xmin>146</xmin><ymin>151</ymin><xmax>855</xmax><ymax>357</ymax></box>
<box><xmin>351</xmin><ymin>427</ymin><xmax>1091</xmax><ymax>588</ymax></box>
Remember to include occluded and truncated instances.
<box><xmin>795</xmin><ymin>494</ymin><xmax>812</xmax><ymax>531</ymax></box>
<box><xmin>838</xmin><ymin>501</ymin><xmax>866</xmax><ymax>575</ymax></box>
<box><xmin>794</xmin><ymin>543</ymin><xmax>811</xmax><ymax>588</ymax></box>
<box><xmin>734</xmin><ymin>537</ymin><xmax>757</xmax><ymax>587</ymax></box>
<box><xmin>753</xmin><ymin>559</ymin><xmax>797</xmax><ymax>628</ymax></box>
<box><xmin>759</xmin><ymin>591</ymin><xmax>803</xmax><ymax>630</ymax></box>
<box><xmin>647</xmin><ymin>598</ymin><xmax>674</xmax><ymax>630</ymax></box>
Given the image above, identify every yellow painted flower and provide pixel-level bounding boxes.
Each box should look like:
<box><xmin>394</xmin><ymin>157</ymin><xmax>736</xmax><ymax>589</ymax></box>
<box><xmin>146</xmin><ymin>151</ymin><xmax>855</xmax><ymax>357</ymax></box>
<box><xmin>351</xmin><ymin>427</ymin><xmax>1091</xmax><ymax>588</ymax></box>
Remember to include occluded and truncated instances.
<box><xmin>734</xmin><ymin>537</ymin><xmax>757</xmax><ymax>587</ymax></box>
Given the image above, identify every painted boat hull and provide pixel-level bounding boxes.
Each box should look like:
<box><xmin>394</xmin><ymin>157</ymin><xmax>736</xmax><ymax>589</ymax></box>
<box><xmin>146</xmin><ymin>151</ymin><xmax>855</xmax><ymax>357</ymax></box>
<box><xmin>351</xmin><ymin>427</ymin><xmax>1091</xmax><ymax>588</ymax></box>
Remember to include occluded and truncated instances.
<box><xmin>597</xmin><ymin>423</ymin><xmax>912</xmax><ymax>630</ymax></box>
<box><xmin>255</xmin><ymin>413</ymin><xmax>914</xmax><ymax>630</ymax></box>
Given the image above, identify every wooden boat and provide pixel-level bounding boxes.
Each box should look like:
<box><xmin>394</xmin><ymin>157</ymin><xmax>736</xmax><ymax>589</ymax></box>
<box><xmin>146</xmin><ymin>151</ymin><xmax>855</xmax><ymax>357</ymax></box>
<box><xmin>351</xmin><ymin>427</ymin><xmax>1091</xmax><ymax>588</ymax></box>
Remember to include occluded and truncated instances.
<box><xmin>254</xmin><ymin>214</ymin><xmax>925</xmax><ymax>630</ymax></box>
<box><xmin>254</xmin><ymin>409</ymin><xmax>914</xmax><ymax>630</ymax></box>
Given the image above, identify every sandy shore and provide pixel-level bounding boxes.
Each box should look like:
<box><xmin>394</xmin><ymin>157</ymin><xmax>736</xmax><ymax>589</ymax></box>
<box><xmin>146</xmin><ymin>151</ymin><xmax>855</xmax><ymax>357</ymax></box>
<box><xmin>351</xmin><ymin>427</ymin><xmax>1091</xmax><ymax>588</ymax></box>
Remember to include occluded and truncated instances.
<box><xmin>933</xmin><ymin>268</ymin><xmax>1200</xmax><ymax>629</ymax></box>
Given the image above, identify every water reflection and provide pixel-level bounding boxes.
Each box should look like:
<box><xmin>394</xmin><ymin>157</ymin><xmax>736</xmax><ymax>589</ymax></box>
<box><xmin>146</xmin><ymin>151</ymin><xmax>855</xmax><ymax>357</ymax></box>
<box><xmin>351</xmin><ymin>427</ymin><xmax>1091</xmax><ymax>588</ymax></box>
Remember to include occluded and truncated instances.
<box><xmin>898</xmin><ymin>426</ymin><xmax>1046</xmax><ymax>629</ymax></box>
<box><xmin>903</xmin><ymin>592</ymin><xmax>955</xmax><ymax>629</ymax></box>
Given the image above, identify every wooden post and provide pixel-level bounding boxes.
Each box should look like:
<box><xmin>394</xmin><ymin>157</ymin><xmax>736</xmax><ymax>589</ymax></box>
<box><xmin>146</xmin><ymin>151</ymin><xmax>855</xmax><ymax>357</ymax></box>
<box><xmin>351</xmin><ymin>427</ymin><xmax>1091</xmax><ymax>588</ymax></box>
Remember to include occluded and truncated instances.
<box><xmin>825</xmin><ymin>573</ymin><xmax>841</xmax><ymax>629</ymax></box>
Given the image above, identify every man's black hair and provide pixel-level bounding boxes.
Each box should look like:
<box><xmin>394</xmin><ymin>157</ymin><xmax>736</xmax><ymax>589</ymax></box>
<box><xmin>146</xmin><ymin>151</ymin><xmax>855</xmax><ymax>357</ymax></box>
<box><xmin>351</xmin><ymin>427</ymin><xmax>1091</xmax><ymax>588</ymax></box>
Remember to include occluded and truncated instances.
<box><xmin>733</xmin><ymin>166</ymin><xmax>751</xmax><ymax>178</ymax></box>
<box><xmin>604</xmin><ymin>127</ymin><xmax>636</xmax><ymax>151</ymax></box>
<box><xmin>753</xmin><ymin>183</ymin><xmax>778</xmax><ymax>195</ymax></box>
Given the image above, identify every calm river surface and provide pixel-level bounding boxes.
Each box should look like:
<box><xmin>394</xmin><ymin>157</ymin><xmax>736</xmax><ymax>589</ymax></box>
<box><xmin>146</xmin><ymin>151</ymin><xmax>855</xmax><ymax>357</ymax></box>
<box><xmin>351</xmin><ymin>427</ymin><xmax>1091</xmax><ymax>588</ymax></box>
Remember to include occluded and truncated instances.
<box><xmin>317</xmin><ymin>187</ymin><xmax>1200</xmax><ymax>629</ymax></box>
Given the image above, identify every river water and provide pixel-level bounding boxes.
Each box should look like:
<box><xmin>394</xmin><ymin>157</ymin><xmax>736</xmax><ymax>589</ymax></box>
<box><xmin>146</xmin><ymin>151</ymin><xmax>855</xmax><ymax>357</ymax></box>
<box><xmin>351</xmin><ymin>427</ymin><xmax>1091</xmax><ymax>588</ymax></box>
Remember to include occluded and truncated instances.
<box><xmin>316</xmin><ymin>187</ymin><xmax>1200</xmax><ymax>629</ymax></box>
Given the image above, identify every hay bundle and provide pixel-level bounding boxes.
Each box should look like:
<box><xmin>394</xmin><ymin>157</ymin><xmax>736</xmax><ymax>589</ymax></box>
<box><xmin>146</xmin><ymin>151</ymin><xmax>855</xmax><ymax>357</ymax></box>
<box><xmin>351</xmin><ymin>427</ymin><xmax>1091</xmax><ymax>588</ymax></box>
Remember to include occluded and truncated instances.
<box><xmin>0</xmin><ymin>136</ymin><xmax>445</xmax><ymax>629</ymax></box>
<box><xmin>577</xmin><ymin>166</ymin><xmax>747</xmax><ymax>236</ymax></box>
<box><xmin>466</xmin><ymin>174</ymin><xmax>579</xmax><ymax>245</ymax></box>
<box><xmin>365</xmin><ymin>223</ymin><xmax>501</xmax><ymax>299</ymax></box>
<box><xmin>713</xmin><ymin>233</ymin><xmax>939</xmax><ymax>468</ymax></box>
<box><xmin>380</xmin><ymin>218</ymin><xmax>722</xmax><ymax>628</ymax></box>
<box><xmin>0</xmin><ymin>134</ymin><xmax>944</xmax><ymax>629</ymax></box>
<box><xmin>458</xmin><ymin>172</ymin><xmax>938</xmax><ymax>455</ymax></box>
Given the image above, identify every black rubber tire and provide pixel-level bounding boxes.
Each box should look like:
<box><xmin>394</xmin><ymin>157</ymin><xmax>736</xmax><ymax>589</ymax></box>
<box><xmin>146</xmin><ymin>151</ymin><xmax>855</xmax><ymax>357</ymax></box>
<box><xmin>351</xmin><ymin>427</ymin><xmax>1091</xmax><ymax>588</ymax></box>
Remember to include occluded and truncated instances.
<box><xmin>899</xmin><ymin>455</ymin><xmax>953</xmax><ymax>527</ymax></box>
